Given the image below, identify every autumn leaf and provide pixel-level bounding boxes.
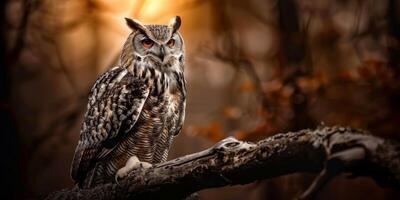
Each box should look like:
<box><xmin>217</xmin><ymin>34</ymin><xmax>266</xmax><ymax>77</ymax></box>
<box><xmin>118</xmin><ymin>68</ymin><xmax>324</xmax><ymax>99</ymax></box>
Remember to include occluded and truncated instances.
<box><xmin>184</xmin><ymin>122</ymin><xmax>225</xmax><ymax>142</ymax></box>
<box><xmin>239</xmin><ymin>80</ymin><xmax>256</xmax><ymax>92</ymax></box>
<box><xmin>222</xmin><ymin>106</ymin><xmax>242</xmax><ymax>119</ymax></box>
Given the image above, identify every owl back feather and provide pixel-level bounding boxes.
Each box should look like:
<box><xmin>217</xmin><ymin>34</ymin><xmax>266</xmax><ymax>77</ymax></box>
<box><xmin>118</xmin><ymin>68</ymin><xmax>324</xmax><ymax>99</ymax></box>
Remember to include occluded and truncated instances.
<box><xmin>70</xmin><ymin>67</ymin><xmax>150</xmax><ymax>185</ymax></box>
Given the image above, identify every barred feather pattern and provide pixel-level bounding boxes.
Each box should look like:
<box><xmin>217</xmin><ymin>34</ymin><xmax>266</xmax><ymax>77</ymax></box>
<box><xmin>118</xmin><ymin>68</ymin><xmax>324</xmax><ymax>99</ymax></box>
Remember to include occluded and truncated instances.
<box><xmin>70</xmin><ymin>25</ymin><xmax>186</xmax><ymax>188</ymax></box>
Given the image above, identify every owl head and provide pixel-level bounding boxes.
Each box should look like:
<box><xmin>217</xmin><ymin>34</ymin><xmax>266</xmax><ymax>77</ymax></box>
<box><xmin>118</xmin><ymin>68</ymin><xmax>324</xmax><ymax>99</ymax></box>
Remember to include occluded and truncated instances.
<box><xmin>122</xmin><ymin>16</ymin><xmax>184</xmax><ymax>68</ymax></box>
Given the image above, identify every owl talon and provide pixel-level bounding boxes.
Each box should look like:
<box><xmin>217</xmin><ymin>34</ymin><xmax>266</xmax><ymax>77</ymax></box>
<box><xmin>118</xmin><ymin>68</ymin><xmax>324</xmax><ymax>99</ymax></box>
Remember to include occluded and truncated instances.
<box><xmin>114</xmin><ymin>156</ymin><xmax>152</xmax><ymax>184</ymax></box>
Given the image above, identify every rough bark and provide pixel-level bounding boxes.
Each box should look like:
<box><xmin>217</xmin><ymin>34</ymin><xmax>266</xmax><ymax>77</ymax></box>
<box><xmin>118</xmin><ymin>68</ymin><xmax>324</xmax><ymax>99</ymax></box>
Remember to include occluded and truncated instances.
<box><xmin>44</xmin><ymin>126</ymin><xmax>400</xmax><ymax>200</ymax></box>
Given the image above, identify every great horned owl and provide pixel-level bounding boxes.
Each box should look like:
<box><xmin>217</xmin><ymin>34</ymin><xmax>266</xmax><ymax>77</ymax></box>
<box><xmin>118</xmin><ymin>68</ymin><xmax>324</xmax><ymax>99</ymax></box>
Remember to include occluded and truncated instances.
<box><xmin>70</xmin><ymin>16</ymin><xmax>186</xmax><ymax>188</ymax></box>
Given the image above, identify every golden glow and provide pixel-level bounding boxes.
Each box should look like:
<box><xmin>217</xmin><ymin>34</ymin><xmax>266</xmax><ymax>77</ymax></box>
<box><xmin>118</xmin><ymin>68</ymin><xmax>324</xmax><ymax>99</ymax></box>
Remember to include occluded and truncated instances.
<box><xmin>57</xmin><ymin>0</ymin><xmax>207</xmax><ymax>72</ymax></box>
<box><xmin>141</xmin><ymin>0</ymin><xmax>166</xmax><ymax>19</ymax></box>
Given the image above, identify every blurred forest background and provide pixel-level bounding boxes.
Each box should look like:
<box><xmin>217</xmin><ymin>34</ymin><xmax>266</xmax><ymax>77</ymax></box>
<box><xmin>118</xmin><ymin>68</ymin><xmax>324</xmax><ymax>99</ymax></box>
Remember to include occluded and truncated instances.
<box><xmin>1</xmin><ymin>0</ymin><xmax>400</xmax><ymax>199</ymax></box>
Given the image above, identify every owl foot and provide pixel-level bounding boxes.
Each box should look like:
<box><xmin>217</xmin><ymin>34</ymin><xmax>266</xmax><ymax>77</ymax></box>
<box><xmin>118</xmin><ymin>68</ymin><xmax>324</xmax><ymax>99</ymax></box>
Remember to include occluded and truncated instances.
<box><xmin>115</xmin><ymin>155</ymin><xmax>152</xmax><ymax>185</ymax></box>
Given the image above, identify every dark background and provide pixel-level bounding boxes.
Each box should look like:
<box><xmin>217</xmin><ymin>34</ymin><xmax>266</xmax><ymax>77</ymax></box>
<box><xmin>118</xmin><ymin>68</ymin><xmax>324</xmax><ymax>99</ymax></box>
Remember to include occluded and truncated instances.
<box><xmin>1</xmin><ymin>0</ymin><xmax>400</xmax><ymax>199</ymax></box>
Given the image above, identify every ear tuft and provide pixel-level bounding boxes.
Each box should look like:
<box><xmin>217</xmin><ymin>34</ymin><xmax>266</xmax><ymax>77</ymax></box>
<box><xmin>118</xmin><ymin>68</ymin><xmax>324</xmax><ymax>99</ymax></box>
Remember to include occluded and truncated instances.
<box><xmin>125</xmin><ymin>17</ymin><xmax>147</xmax><ymax>32</ymax></box>
<box><xmin>168</xmin><ymin>16</ymin><xmax>181</xmax><ymax>34</ymax></box>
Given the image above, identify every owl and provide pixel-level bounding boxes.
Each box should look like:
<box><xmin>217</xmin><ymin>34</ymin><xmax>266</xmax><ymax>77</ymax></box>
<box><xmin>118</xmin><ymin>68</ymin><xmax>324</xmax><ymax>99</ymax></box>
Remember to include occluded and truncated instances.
<box><xmin>70</xmin><ymin>16</ymin><xmax>186</xmax><ymax>188</ymax></box>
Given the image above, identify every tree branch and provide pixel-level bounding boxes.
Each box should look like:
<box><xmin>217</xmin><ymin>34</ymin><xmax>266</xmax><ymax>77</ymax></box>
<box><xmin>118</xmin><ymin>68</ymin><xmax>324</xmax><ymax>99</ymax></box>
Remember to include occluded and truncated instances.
<box><xmin>44</xmin><ymin>126</ymin><xmax>400</xmax><ymax>200</ymax></box>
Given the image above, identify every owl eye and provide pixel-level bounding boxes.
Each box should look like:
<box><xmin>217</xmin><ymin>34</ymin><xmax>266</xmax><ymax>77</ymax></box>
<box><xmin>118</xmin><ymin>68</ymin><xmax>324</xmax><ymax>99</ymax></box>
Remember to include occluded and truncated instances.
<box><xmin>141</xmin><ymin>39</ymin><xmax>154</xmax><ymax>49</ymax></box>
<box><xmin>167</xmin><ymin>39</ymin><xmax>175</xmax><ymax>47</ymax></box>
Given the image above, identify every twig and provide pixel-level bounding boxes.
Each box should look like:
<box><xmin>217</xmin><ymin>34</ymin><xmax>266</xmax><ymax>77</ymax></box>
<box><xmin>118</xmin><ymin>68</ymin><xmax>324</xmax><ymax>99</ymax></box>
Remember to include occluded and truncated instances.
<box><xmin>8</xmin><ymin>0</ymin><xmax>33</xmax><ymax>64</ymax></box>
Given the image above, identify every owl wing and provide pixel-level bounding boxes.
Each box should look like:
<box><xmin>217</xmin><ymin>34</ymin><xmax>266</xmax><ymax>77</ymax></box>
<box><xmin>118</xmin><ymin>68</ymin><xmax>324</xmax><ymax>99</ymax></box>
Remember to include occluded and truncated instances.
<box><xmin>70</xmin><ymin>67</ymin><xmax>149</xmax><ymax>184</ymax></box>
<box><xmin>172</xmin><ymin>76</ymin><xmax>187</xmax><ymax>136</ymax></box>
<box><xmin>172</xmin><ymin>96</ymin><xmax>186</xmax><ymax>136</ymax></box>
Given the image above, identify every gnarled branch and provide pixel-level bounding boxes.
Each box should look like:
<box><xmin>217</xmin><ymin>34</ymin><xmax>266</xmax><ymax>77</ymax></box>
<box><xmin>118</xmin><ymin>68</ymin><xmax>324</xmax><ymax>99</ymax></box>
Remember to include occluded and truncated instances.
<box><xmin>44</xmin><ymin>126</ymin><xmax>400</xmax><ymax>200</ymax></box>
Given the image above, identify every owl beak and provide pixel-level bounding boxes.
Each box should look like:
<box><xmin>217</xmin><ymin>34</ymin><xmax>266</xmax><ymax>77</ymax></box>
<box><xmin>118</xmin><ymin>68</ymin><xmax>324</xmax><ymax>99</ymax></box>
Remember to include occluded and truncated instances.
<box><xmin>159</xmin><ymin>46</ymin><xmax>166</xmax><ymax>62</ymax></box>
